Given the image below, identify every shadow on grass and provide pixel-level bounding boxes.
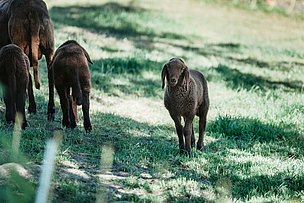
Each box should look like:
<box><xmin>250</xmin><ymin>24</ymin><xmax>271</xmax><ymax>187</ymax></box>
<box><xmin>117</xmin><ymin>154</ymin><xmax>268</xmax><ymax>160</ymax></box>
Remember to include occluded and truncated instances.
<box><xmin>231</xmin><ymin>173</ymin><xmax>304</xmax><ymax>200</ymax></box>
<box><xmin>204</xmin><ymin>115</ymin><xmax>304</xmax><ymax>200</ymax></box>
<box><xmin>90</xmin><ymin>57</ymin><xmax>163</xmax><ymax>98</ymax></box>
<box><xmin>0</xmin><ymin>110</ymin><xmax>303</xmax><ymax>201</ymax></box>
<box><xmin>207</xmin><ymin>115</ymin><xmax>303</xmax><ymax>156</ymax></box>
<box><xmin>215</xmin><ymin>64</ymin><xmax>304</xmax><ymax>92</ymax></box>
<box><xmin>91</xmin><ymin>57</ymin><xmax>162</xmax><ymax>75</ymax></box>
<box><xmin>54</xmin><ymin>113</ymin><xmax>304</xmax><ymax>202</ymax></box>
<box><xmin>50</xmin><ymin>112</ymin><xmax>177</xmax><ymax>202</ymax></box>
<box><xmin>225</xmin><ymin>56</ymin><xmax>304</xmax><ymax>71</ymax></box>
<box><xmin>166</xmin><ymin>41</ymin><xmax>304</xmax><ymax>72</ymax></box>
<box><xmin>50</xmin><ymin>2</ymin><xmax>186</xmax><ymax>41</ymax></box>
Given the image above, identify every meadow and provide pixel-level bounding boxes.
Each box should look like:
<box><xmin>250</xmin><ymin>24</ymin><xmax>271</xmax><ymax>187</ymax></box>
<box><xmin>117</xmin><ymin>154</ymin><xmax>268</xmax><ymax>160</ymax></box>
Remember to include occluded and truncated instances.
<box><xmin>0</xmin><ymin>0</ymin><xmax>303</xmax><ymax>202</ymax></box>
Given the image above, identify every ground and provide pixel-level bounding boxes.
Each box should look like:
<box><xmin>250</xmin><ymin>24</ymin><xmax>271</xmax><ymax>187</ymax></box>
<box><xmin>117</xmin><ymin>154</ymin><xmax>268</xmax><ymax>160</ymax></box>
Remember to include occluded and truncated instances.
<box><xmin>0</xmin><ymin>0</ymin><xmax>303</xmax><ymax>202</ymax></box>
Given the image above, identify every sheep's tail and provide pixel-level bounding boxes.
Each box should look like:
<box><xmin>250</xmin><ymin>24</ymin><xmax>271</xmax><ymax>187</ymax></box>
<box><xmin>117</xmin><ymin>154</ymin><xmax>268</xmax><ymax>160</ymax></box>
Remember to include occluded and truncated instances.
<box><xmin>82</xmin><ymin>48</ymin><xmax>93</xmax><ymax>64</ymax></box>
<box><xmin>28</xmin><ymin>10</ymin><xmax>41</xmax><ymax>89</ymax></box>
<box><xmin>72</xmin><ymin>71</ymin><xmax>82</xmax><ymax>106</ymax></box>
<box><xmin>202</xmin><ymin>75</ymin><xmax>210</xmax><ymax>110</ymax></box>
<box><xmin>11</xmin><ymin>61</ymin><xmax>17</xmax><ymax>106</ymax></box>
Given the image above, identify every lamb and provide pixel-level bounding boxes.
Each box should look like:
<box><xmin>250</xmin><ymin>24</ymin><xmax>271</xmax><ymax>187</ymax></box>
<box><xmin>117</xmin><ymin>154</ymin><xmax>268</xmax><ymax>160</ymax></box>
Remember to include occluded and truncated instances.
<box><xmin>50</xmin><ymin>40</ymin><xmax>92</xmax><ymax>132</ymax></box>
<box><xmin>0</xmin><ymin>0</ymin><xmax>55</xmax><ymax>120</ymax></box>
<box><xmin>0</xmin><ymin>44</ymin><xmax>30</xmax><ymax>129</ymax></box>
<box><xmin>162</xmin><ymin>58</ymin><xmax>209</xmax><ymax>156</ymax></box>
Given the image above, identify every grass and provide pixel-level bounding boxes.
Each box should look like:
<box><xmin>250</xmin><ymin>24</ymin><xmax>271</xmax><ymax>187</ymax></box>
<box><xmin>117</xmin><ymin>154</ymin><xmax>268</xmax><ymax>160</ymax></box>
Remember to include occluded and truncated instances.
<box><xmin>0</xmin><ymin>0</ymin><xmax>304</xmax><ymax>202</ymax></box>
<box><xmin>201</xmin><ymin>0</ymin><xmax>304</xmax><ymax>19</ymax></box>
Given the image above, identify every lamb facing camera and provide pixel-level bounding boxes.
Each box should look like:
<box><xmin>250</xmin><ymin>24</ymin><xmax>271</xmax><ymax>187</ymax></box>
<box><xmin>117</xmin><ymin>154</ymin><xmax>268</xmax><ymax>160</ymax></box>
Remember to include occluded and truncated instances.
<box><xmin>162</xmin><ymin>58</ymin><xmax>209</xmax><ymax>156</ymax></box>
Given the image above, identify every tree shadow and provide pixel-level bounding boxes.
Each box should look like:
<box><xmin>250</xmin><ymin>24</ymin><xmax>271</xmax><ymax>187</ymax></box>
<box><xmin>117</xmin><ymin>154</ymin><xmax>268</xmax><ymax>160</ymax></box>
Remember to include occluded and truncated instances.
<box><xmin>50</xmin><ymin>2</ymin><xmax>187</xmax><ymax>42</ymax></box>
<box><xmin>207</xmin><ymin>115</ymin><xmax>303</xmax><ymax>153</ymax></box>
<box><xmin>91</xmin><ymin>58</ymin><xmax>163</xmax><ymax>98</ymax></box>
<box><xmin>230</xmin><ymin>173</ymin><xmax>304</xmax><ymax>200</ymax></box>
<box><xmin>201</xmin><ymin>115</ymin><xmax>304</xmax><ymax>200</ymax></box>
<box><xmin>50</xmin><ymin>112</ymin><xmax>178</xmax><ymax>202</ymax></box>
<box><xmin>1</xmin><ymin>105</ymin><xmax>303</xmax><ymax>201</ymax></box>
<box><xmin>200</xmin><ymin>154</ymin><xmax>304</xmax><ymax>201</ymax></box>
<box><xmin>91</xmin><ymin>57</ymin><xmax>162</xmax><ymax>75</ymax></box>
<box><xmin>215</xmin><ymin>64</ymin><xmax>304</xmax><ymax>92</ymax></box>
<box><xmin>75</xmin><ymin>113</ymin><xmax>303</xmax><ymax>201</ymax></box>
<box><xmin>225</xmin><ymin>56</ymin><xmax>304</xmax><ymax>72</ymax></box>
<box><xmin>165</xmin><ymin>41</ymin><xmax>304</xmax><ymax>72</ymax></box>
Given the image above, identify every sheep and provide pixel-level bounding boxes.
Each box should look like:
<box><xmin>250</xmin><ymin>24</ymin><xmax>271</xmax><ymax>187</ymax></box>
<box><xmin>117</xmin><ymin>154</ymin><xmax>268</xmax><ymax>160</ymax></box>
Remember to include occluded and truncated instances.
<box><xmin>50</xmin><ymin>40</ymin><xmax>93</xmax><ymax>133</ymax></box>
<box><xmin>0</xmin><ymin>44</ymin><xmax>30</xmax><ymax>129</ymax></box>
<box><xmin>0</xmin><ymin>0</ymin><xmax>55</xmax><ymax>120</ymax></box>
<box><xmin>161</xmin><ymin>58</ymin><xmax>209</xmax><ymax>156</ymax></box>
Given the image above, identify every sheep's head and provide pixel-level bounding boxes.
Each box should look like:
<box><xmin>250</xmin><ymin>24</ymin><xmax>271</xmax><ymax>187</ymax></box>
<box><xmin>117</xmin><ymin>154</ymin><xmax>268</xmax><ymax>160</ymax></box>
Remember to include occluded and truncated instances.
<box><xmin>161</xmin><ymin>58</ymin><xmax>189</xmax><ymax>90</ymax></box>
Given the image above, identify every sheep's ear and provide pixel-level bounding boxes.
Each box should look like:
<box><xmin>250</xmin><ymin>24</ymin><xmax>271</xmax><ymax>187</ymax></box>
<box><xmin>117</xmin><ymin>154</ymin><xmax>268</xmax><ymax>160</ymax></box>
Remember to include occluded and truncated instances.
<box><xmin>178</xmin><ymin>58</ymin><xmax>185</xmax><ymax>64</ymax></box>
<box><xmin>184</xmin><ymin>66</ymin><xmax>190</xmax><ymax>91</ymax></box>
<box><xmin>161</xmin><ymin>64</ymin><xmax>168</xmax><ymax>89</ymax></box>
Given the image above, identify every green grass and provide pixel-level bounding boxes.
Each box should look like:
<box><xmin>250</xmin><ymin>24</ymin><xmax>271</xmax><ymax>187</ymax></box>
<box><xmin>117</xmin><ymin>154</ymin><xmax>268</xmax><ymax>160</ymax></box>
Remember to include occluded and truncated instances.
<box><xmin>0</xmin><ymin>0</ymin><xmax>304</xmax><ymax>202</ymax></box>
<box><xmin>201</xmin><ymin>0</ymin><xmax>304</xmax><ymax>19</ymax></box>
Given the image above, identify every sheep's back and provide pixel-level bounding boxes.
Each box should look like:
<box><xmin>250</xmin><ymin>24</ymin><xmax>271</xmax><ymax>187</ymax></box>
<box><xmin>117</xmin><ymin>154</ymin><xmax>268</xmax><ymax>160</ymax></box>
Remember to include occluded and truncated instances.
<box><xmin>190</xmin><ymin>70</ymin><xmax>207</xmax><ymax>101</ymax></box>
<box><xmin>52</xmin><ymin>48</ymin><xmax>90</xmax><ymax>90</ymax></box>
<box><xmin>52</xmin><ymin>45</ymin><xmax>89</xmax><ymax>73</ymax></box>
<box><xmin>0</xmin><ymin>45</ymin><xmax>29</xmax><ymax>86</ymax></box>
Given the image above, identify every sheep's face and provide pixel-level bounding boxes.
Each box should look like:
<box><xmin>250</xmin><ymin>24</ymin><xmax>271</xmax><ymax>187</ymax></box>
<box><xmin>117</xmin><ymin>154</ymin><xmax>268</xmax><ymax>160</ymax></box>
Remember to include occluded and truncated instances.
<box><xmin>162</xmin><ymin>58</ymin><xmax>189</xmax><ymax>89</ymax></box>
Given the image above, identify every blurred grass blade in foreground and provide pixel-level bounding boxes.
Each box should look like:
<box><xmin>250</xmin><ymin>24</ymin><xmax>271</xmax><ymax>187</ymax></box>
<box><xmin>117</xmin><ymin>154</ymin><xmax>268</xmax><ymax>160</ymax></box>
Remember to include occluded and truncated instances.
<box><xmin>35</xmin><ymin>131</ymin><xmax>62</xmax><ymax>203</ymax></box>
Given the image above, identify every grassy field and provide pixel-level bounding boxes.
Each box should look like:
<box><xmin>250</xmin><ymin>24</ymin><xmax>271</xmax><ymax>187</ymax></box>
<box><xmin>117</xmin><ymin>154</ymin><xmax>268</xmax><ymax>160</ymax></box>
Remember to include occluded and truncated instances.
<box><xmin>0</xmin><ymin>0</ymin><xmax>304</xmax><ymax>202</ymax></box>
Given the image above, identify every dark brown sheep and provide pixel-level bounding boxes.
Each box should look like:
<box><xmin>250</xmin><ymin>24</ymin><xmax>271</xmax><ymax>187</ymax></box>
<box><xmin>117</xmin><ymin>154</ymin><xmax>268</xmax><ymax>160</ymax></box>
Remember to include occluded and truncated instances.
<box><xmin>50</xmin><ymin>40</ymin><xmax>92</xmax><ymax>132</ymax></box>
<box><xmin>0</xmin><ymin>0</ymin><xmax>55</xmax><ymax>120</ymax></box>
<box><xmin>162</xmin><ymin>58</ymin><xmax>209</xmax><ymax>156</ymax></box>
<box><xmin>0</xmin><ymin>44</ymin><xmax>30</xmax><ymax>129</ymax></box>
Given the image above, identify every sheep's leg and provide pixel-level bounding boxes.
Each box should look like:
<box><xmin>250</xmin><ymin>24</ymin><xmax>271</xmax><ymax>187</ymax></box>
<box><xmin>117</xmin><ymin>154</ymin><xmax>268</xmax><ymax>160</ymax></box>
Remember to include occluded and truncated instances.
<box><xmin>72</xmin><ymin>76</ymin><xmax>82</xmax><ymax>106</ymax></box>
<box><xmin>191</xmin><ymin>124</ymin><xmax>195</xmax><ymax>148</ymax></box>
<box><xmin>170</xmin><ymin>114</ymin><xmax>185</xmax><ymax>153</ymax></box>
<box><xmin>57</xmin><ymin>87</ymin><xmax>70</xmax><ymax>128</ymax></box>
<box><xmin>31</xmin><ymin>34</ymin><xmax>40</xmax><ymax>89</ymax></box>
<box><xmin>184</xmin><ymin>117</ymin><xmax>194</xmax><ymax>156</ymax></box>
<box><xmin>82</xmin><ymin>91</ymin><xmax>92</xmax><ymax>133</ymax></box>
<box><xmin>16</xmin><ymin>88</ymin><xmax>27</xmax><ymax>129</ymax></box>
<box><xmin>47</xmin><ymin>55</ymin><xmax>55</xmax><ymax>121</ymax></box>
<box><xmin>5</xmin><ymin>75</ymin><xmax>17</xmax><ymax>124</ymax></box>
<box><xmin>68</xmin><ymin>95</ymin><xmax>77</xmax><ymax>129</ymax></box>
<box><xmin>4</xmin><ymin>90</ymin><xmax>14</xmax><ymax>125</ymax></box>
<box><xmin>27</xmin><ymin>73</ymin><xmax>36</xmax><ymax>114</ymax></box>
<box><xmin>197</xmin><ymin>111</ymin><xmax>208</xmax><ymax>151</ymax></box>
<box><xmin>32</xmin><ymin>56</ymin><xmax>40</xmax><ymax>89</ymax></box>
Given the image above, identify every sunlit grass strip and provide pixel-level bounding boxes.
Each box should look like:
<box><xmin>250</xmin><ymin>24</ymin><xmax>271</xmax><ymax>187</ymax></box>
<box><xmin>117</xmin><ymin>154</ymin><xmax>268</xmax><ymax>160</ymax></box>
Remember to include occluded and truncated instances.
<box><xmin>35</xmin><ymin>131</ymin><xmax>62</xmax><ymax>203</ymax></box>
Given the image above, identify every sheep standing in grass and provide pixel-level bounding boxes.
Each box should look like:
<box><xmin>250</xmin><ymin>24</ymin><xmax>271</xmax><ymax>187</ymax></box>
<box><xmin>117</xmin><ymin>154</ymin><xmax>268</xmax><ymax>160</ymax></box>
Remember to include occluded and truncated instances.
<box><xmin>51</xmin><ymin>40</ymin><xmax>92</xmax><ymax>132</ymax></box>
<box><xmin>0</xmin><ymin>44</ymin><xmax>30</xmax><ymax>129</ymax></box>
<box><xmin>0</xmin><ymin>0</ymin><xmax>55</xmax><ymax>120</ymax></box>
<box><xmin>162</xmin><ymin>58</ymin><xmax>209</xmax><ymax>156</ymax></box>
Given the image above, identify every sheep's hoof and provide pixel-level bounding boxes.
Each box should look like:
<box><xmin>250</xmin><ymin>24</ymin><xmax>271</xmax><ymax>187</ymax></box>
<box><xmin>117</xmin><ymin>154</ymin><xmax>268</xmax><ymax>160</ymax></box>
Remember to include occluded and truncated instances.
<box><xmin>70</xmin><ymin>122</ymin><xmax>77</xmax><ymax>129</ymax></box>
<box><xmin>47</xmin><ymin>113</ymin><xmax>55</xmax><ymax>121</ymax></box>
<box><xmin>35</xmin><ymin>81</ymin><xmax>40</xmax><ymax>89</ymax></box>
<box><xmin>22</xmin><ymin>122</ymin><xmax>28</xmax><ymax>130</ymax></box>
<box><xmin>197</xmin><ymin>145</ymin><xmax>205</xmax><ymax>152</ymax></box>
<box><xmin>28</xmin><ymin>105</ymin><xmax>37</xmax><ymax>114</ymax></box>
<box><xmin>6</xmin><ymin>120</ymin><xmax>14</xmax><ymax>126</ymax></box>
<box><xmin>62</xmin><ymin>120</ymin><xmax>70</xmax><ymax>128</ymax></box>
<box><xmin>179</xmin><ymin>148</ymin><xmax>190</xmax><ymax>156</ymax></box>
<box><xmin>85</xmin><ymin>125</ymin><xmax>92</xmax><ymax>133</ymax></box>
<box><xmin>47</xmin><ymin>105</ymin><xmax>55</xmax><ymax>121</ymax></box>
<box><xmin>187</xmin><ymin>150</ymin><xmax>192</xmax><ymax>157</ymax></box>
